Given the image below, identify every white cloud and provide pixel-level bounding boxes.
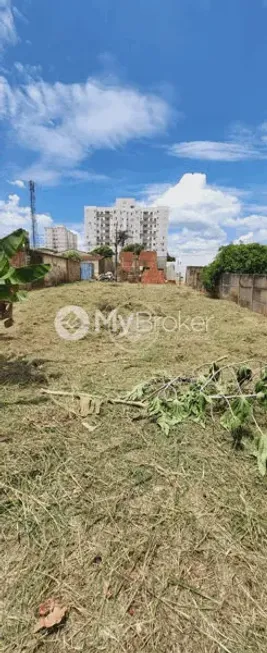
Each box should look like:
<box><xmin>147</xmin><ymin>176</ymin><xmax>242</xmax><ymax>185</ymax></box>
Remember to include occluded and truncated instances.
<box><xmin>19</xmin><ymin>163</ymin><xmax>108</xmax><ymax>186</ymax></box>
<box><xmin>0</xmin><ymin>0</ymin><xmax>17</xmax><ymax>51</ymax></box>
<box><xmin>256</xmin><ymin>229</ymin><xmax>267</xmax><ymax>241</ymax></box>
<box><xmin>225</xmin><ymin>214</ymin><xmax>267</xmax><ymax>229</ymax></box>
<box><xmin>169</xmin><ymin>141</ymin><xmax>260</xmax><ymax>161</ymax></box>
<box><xmin>169</xmin><ymin>124</ymin><xmax>267</xmax><ymax>162</ymax></box>
<box><xmin>0</xmin><ymin>193</ymin><xmax>53</xmax><ymax>240</ymax></box>
<box><xmin>142</xmin><ymin>172</ymin><xmax>267</xmax><ymax>270</ymax></box>
<box><xmin>8</xmin><ymin>178</ymin><xmax>25</xmax><ymax>188</ymax></box>
<box><xmin>168</xmin><ymin>231</ymin><xmax>222</xmax><ymax>274</ymax></box>
<box><xmin>0</xmin><ymin>74</ymin><xmax>171</xmax><ymax>185</ymax></box>
<box><xmin>12</xmin><ymin>6</ymin><xmax>28</xmax><ymax>24</ymax></box>
<box><xmin>14</xmin><ymin>62</ymin><xmax>42</xmax><ymax>82</ymax></box>
<box><xmin>234</xmin><ymin>229</ymin><xmax>267</xmax><ymax>246</ymax></box>
<box><xmin>234</xmin><ymin>232</ymin><xmax>254</xmax><ymax>245</ymax></box>
<box><xmin>145</xmin><ymin>172</ymin><xmax>240</xmax><ymax>235</ymax></box>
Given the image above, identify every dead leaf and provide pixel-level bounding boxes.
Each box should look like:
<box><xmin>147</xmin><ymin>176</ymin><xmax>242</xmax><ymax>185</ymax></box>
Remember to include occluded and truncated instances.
<box><xmin>34</xmin><ymin>600</ymin><xmax>67</xmax><ymax>633</ymax></box>
<box><xmin>106</xmin><ymin>589</ymin><xmax>113</xmax><ymax>600</ymax></box>
<box><xmin>80</xmin><ymin>395</ymin><xmax>91</xmax><ymax>417</ymax></box>
<box><xmin>103</xmin><ymin>581</ymin><xmax>113</xmax><ymax>599</ymax></box>
<box><xmin>88</xmin><ymin>399</ymin><xmax>95</xmax><ymax>415</ymax></box>
<box><xmin>39</xmin><ymin>598</ymin><xmax>55</xmax><ymax>616</ymax></box>
<box><xmin>94</xmin><ymin>399</ymin><xmax>102</xmax><ymax>415</ymax></box>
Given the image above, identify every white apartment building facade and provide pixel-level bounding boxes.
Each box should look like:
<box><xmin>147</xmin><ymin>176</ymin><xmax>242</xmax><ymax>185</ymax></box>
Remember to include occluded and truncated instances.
<box><xmin>45</xmin><ymin>226</ymin><xmax>78</xmax><ymax>252</ymax></box>
<box><xmin>84</xmin><ymin>198</ymin><xmax>169</xmax><ymax>256</ymax></box>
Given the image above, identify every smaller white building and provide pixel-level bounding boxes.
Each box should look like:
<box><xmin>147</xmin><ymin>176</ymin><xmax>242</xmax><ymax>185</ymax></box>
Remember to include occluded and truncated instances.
<box><xmin>45</xmin><ymin>226</ymin><xmax>78</xmax><ymax>252</ymax></box>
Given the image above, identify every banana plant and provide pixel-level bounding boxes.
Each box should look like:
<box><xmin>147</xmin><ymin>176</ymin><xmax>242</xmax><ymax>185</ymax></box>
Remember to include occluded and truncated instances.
<box><xmin>0</xmin><ymin>229</ymin><xmax>50</xmax><ymax>327</ymax></box>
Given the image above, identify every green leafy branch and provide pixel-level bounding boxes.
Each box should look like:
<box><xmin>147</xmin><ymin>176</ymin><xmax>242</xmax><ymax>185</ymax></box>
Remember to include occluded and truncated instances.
<box><xmin>0</xmin><ymin>229</ymin><xmax>50</xmax><ymax>326</ymax></box>
<box><xmin>123</xmin><ymin>360</ymin><xmax>267</xmax><ymax>477</ymax></box>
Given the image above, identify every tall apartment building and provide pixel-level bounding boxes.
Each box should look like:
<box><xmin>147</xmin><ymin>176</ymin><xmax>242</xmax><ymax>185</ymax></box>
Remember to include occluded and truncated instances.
<box><xmin>45</xmin><ymin>226</ymin><xmax>78</xmax><ymax>252</ymax></box>
<box><xmin>84</xmin><ymin>198</ymin><xmax>169</xmax><ymax>256</ymax></box>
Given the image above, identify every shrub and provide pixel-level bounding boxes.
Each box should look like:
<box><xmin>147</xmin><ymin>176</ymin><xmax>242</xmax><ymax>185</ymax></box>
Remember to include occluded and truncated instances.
<box><xmin>62</xmin><ymin>250</ymin><xmax>83</xmax><ymax>261</ymax></box>
<box><xmin>90</xmin><ymin>246</ymin><xmax>114</xmax><ymax>258</ymax></box>
<box><xmin>202</xmin><ymin>243</ymin><xmax>267</xmax><ymax>294</ymax></box>
<box><xmin>122</xmin><ymin>243</ymin><xmax>144</xmax><ymax>255</ymax></box>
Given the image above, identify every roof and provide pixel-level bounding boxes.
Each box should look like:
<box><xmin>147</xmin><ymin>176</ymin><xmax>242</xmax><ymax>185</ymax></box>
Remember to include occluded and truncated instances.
<box><xmin>60</xmin><ymin>250</ymin><xmax>104</xmax><ymax>261</ymax></box>
<box><xmin>33</xmin><ymin>249</ymin><xmax>70</xmax><ymax>260</ymax></box>
<box><xmin>82</xmin><ymin>253</ymin><xmax>104</xmax><ymax>261</ymax></box>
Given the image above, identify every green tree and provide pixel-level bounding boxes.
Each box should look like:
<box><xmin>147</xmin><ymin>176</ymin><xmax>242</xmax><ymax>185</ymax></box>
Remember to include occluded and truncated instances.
<box><xmin>167</xmin><ymin>253</ymin><xmax>176</xmax><ymax>262</ymax></box>
<box><xmin>122</xmin><ymin>243</ymin><xmax>144</xmax><ymax>255</ymax></box>
<box><xmin>202</xmin><ymin>243</ymin><xmax>267</xmax><ymax>294</ymax></box>
<box><xmin>90</xmin><ymin>245</ymin><xmax>114</xmax><ymax>258</ymax></box>
<box><xmin>0</xmin><ymin>229</ymin><xmax>50</xmax><ymax>327</ymax></box>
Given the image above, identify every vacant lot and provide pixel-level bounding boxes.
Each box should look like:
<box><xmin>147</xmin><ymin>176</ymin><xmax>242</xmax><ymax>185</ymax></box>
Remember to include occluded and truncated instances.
<box><xmin>1</xmin><ymin>282</ymin><xmax>267</xmax><ymax>653</ymax></box>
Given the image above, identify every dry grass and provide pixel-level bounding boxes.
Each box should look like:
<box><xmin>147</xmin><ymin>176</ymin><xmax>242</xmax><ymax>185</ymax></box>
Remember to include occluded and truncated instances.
<box><xmin>1</xmin><ymin>282</ymin><xmax>267</xmax><ymax>653</ymax></box>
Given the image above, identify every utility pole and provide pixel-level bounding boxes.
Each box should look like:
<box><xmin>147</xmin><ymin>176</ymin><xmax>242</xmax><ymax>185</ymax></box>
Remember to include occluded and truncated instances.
<box><xmin>29</xmin><ymin>180</ymin><xmax>37</xmax><ymax>248</ymax></box>
<box><xmin>114</xmin><ymin>222</ymin><xmax>118</xmax><ymax>282</ymax></box>
<box><xmin>176</xmin><ymin>257</ymin><xmax>182</xmax><ymax>285</ymax></box>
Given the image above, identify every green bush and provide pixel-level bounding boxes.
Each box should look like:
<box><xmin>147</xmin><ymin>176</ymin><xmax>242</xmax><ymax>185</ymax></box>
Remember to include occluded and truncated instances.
<box><xmin>90</xmin><ymin>246</ymin><xmax>114</xmax><ymax>258</ymax></box>
<box><xmin>62</xmin><ymin>250</ymin><xmax>83</xmax><ymax>261</ymax></box>
<box><xmin>202</xmin><ymin>243</ymin><xmax>267</xmax><ymax>294</ymax></box>
<box><xmin>122</xmin><ymin>243</ymin><xmax>144</xmax><ymax>255</ymax></box>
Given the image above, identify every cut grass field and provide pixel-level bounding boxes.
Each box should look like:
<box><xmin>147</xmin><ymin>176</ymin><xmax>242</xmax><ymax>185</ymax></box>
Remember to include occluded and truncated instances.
<box><xmin>1</xmin><ymin>281</ymin><xmax>267</xmax><ymax>653</ymax></box>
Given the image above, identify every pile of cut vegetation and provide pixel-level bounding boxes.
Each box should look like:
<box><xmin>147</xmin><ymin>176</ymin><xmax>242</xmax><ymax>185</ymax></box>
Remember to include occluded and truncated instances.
<box><xmin>1</xmin><ymin>282</ymin><xmax>267</xmax><ymax>653</ymax></box>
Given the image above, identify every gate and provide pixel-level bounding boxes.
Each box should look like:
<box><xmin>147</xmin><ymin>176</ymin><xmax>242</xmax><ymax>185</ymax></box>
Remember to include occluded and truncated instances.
<box><xmin>80</xmin><ymin>262</ymin><xmax>94</xmax><ymax>280</ymax></box>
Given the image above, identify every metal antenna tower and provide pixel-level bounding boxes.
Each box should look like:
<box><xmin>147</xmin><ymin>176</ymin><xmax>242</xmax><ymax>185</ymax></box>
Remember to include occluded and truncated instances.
<box><xmin>29</xmin><ymin>180</ymin><xmax>37</xmax><ymax>248</ymax></box>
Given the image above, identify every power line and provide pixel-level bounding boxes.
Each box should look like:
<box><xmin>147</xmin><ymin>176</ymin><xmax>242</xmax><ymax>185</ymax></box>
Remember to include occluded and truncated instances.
<box><xmin>29</xmin><ymin>180</ymin><xmax>37</xmax><ymax>248</ymax></box>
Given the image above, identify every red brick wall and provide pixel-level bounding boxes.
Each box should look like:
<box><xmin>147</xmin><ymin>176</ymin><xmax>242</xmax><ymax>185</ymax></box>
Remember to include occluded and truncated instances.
<box><xmin>119</xmin><ymin>250</ymin><xmax>165</xmax><ymax>284</ymax></box>
<box><xmin>139</xmin><ymin>251</ymin><xmax>157</xmax><ymax>269</ymax></box>
<box><xmin>141</xmin><ymin>269</ymin><xmax>165</xmax><ymax>284</ymax></box>
<box><xmin>120</xmin><ymin>251</ymin><xmax>135</xmax><ymax>272</ymax></box>
<box><xmin>10</xmin><ymin>250</ymin><xmax>28</xmax><ymax>267</ymax></box>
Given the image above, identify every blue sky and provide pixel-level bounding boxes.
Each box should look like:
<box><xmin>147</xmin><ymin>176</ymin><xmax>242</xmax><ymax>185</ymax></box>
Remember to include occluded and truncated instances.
<box><xmin>1</xmin><ymin>0</ymin><xmax>267</xmax><ymax>267</ymax></box>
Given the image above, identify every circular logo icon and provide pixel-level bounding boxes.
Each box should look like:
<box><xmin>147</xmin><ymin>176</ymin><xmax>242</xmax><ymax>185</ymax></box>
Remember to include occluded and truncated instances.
<box><xmin>55</xmin><ymin>305</ymin><xmax>89</xmax><ymax>341</ymax></box>
<box><xmin>105</xmin><ymin>300</ymin><xmax>160</xmax><ymax>353</ymax></box>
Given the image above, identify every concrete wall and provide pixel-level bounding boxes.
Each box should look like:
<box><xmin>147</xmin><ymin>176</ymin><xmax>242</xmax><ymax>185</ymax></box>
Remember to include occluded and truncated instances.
<box><xmin>157</xmin><ymin>255</ymin><xmax>167</xmax><ymax>272</ymax></box>
<box><xmin>219</xmin><ymin>273</ymin><xmax>267</xmax><ymax>316</ymax></box>
<box><xmin>166</xmin><ymin>262</ymin><xmax>176</xmax><ymax>281</ymax></box>
<box><xmin>31</xmin><ymin>251</ymin><xmax>80</xmax><ymax>286</ymax></box>
<box><xmin>185</xmin><ymin>266</ymin><xmax>204</xmax><ymax>290</ymax></box>
<box><xmin>41</xmin><ymin>253</ymin><xmax>68</xmax><ymax>286</ymax></box>
<box><xmin>67</xmin><ymin>259</ymin><xmax>81</xmax><ymax>283</ymax></box>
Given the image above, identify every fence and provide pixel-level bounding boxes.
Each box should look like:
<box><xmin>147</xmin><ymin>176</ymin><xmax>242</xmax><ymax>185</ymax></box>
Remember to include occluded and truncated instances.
<box><xmin>185</xmin><ymin>266</ymin><xmax>204</xmax><ymax>290</ymax></box>
<box><xmin>219</xmin><ymin>273</ymin><xmax>267</xmax><ymax>316</ymax></box>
